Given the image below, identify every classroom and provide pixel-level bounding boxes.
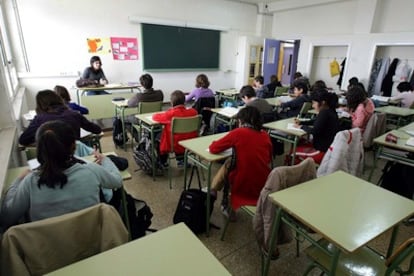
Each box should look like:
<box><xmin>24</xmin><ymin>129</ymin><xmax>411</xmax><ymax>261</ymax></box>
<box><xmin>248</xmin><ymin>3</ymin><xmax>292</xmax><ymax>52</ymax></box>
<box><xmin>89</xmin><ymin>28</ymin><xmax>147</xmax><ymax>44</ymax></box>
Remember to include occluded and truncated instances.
<box><xmin>1</xmin><ymin>0</ymin><xmax>414</xmax><ymax>275</ymax></box>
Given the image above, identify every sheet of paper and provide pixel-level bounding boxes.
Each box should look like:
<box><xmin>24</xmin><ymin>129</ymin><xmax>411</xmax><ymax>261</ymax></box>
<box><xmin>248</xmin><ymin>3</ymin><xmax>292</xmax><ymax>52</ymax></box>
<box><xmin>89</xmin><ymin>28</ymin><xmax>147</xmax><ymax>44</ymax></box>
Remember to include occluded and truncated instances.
<box><xmin>105</xmin><ymin>83</ymin><xmax>123</xmax><ymax>88</ymax></box>
<box><xmin>405</xmin><ymin>130</ymin><xmax>414</xmax><ymax>136</ymax></box>
<box><xmin>206</xmin><ymin>148</ymin><xmax>233</xmax><ymax>155</ymax></box>
<box><xmin>406</xmin><ymin>137</ymin><xmax>414</xmax><ymax>147</ymax></box>
<box><xmin>145</xmin><ymin>116</ymin><xmax>155</xmax><ymax>123</ymax></box>
<box><xmin>80</xmin><ymin>129</ymin><xmax>91</xmax><ymax>138</ymax></box>
<box><xmin>278</xmin><ymin>96</ymin><xmax>292</xmax><ymax>103</ymax></box>
<box><xmin>23</xmin><ymin>110</ymin><xmax>36</xmax><ymax>121</ymax></box>
<box><xmin>287</xmin><ymin>123</ymin><xmax>305</xmax><ymax>133</ymax></box>
<box><xmin>27</xmin><ymin>158</ymin><xmax>40</xmax><ymax>170</ymax></box>
<box><xmin>371</xmin><ymin>95</ymin><xmax>390</xmax><ymax>102</ymax></box>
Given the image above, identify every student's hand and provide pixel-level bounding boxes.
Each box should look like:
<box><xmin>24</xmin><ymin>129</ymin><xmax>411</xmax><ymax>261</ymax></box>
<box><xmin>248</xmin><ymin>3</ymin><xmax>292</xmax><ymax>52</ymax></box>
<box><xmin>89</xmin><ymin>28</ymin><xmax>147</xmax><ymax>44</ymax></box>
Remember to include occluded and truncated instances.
<box><xmin>99</xmin><ymin>78</ymin><xmax>108</xmax><ymax>85</ymax></box>
<box><xmin>18</xmin><ymin>169</ymin><xmax>31</xmax><ymax>181</ymax></box>
<box><xmin>93</xmin><ymin>148</ymin><xmax>105</xmax><ymax>165</ymax></box>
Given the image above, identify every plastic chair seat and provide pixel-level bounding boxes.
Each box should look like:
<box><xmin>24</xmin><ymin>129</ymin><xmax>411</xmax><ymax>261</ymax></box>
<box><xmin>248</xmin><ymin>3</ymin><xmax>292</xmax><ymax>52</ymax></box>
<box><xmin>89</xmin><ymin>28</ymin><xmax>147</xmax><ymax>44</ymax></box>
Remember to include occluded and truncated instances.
<box><xmin>305</xmin><ymin>239</ymin><xmax>387</xmax><ymax>276</ymax></box>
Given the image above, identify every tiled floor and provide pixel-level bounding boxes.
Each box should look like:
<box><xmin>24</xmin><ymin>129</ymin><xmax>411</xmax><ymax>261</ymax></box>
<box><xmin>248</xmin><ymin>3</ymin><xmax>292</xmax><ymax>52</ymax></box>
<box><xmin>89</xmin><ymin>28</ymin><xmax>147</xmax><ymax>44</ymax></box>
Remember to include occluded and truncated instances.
<box><xmin>101</xmin><ymin>132</ymin><xmax>414</xmax><ymax>276</ymax></box>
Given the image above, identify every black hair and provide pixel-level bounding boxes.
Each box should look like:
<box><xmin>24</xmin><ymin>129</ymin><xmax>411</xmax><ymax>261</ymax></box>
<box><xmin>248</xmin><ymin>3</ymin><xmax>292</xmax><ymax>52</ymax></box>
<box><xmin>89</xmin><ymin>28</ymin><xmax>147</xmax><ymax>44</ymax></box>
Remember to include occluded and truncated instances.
<box><xmin>292</xmin><ymin>79</ymin><xmax>309</xmax><ymax>95</ymax></box>
<box><xmin>36</xmin><ymin>120</ymin><xmax>76</xmax><ymax>189</ymax></box>
<box><xmin>36</xmin><ymin>90</ymin><xmax>67</xmax><ymax>114</ymax></box>
<box><xmin>346</xmin><ymin>86</ymin><xmax>367</xmax><ymax>112</ymax></box>
<box><xmin>236</xmin><ymin>106</ymin><xmax>263</xmax><ymax>131</ymax></box>
<box><xmin>170</xmin><ymin>90</ymin><xmax>185</xmax><ymax>106</ymax></box>
<box><xmin>239</xmin><ymin>85</ymin><xmax>256</xmax><ymax>99</ymax></box>
<box><xmin>90</xmin><ymin>56</ymin><xmax>102</xmax><ymax>66</ymax></box>
<box><xmin>311</xmin><ymin>88</ymin><xmax>338</xmax><ymax>110</ymax></box>
<box><xmin>254</xmin><ymin>75</ymin><xmax>264</xmax><ymax>85</ymax></box>
<box><xmin>310</xmin><ymin>80</ymin><xmax>327</xmax><ymax>92</ymax></box>
<box><xmin>348</xmin><ymin>77</ymin><xmax>359</xmax><ymax>86</ymax></box>
<box><xmin>294</xmin><ymin>72</ymin><xmax>303</xmax><ymax>79</ymax></box>
<box><xmin>270</xmin><ymin>75</ymin><xmax>279</xmax><ymax>83</ymax></box>
<box><xmin>140</xmin><ymin>74</ymin><xmax>153</xmax><ymax>89</ymax></box>
<box><xmin>397</xmin><ymin>81</ymin><xmax>412</xmax><ymax>92</ymax></box>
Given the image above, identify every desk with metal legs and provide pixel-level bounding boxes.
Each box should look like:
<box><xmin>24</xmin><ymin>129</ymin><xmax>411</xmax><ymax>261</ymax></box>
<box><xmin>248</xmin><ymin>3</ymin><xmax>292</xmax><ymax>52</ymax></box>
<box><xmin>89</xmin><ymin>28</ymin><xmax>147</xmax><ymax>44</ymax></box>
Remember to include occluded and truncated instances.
<box><xmin>263</xmin><ymin>118</ymin><xmax>306</xmax><ymax>166</ymax></box>
<box><xmin>263</xmin><ymin>171</ymin><xmax>414</xmax><ymax>276</ymax></box>
<box><xmin>179</xmin><ymin>133</ymin><xmax>231</xmax><ymax>236</ymax></box>
<box><xmin>76</xmin><ymin>84</ymin><xmax>140</xmax><ymax>104</ymax></box>
<box><xmin>112</xmin><ymin>99</ymin><xmax>139</xmax><ymax>150</ymax></box>
<box><xmin>375</xmin><ymin>106</ymin><xmax>414</xmax><ymax>128</ymax></box>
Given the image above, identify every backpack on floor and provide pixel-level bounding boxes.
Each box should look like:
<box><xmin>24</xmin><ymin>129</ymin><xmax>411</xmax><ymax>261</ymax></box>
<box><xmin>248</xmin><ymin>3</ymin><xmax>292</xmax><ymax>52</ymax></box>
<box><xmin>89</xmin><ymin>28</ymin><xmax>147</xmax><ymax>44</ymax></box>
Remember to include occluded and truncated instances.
<box><xmin>124</xmin><ymin>193</ymin><xmax>156</xmax><ymax>239</ymax></box>
<box><xmin>173</xmin><ymin>188</ymin><xmax>216</xmax><ymax>234</ymax></box>
<box><xmin>112</xmin><ymin>117</ymin><xmax>128</xmax><ymax>146</ymax></box>
<box><xmin>132</xmin><ymin>135</ymin><xmax>162</xmax><ymax>175</ymax></box>
<box><xmin>379</xmin><ymin>161</ymin><xmax>414</xmax><ymax>199</ymax></box>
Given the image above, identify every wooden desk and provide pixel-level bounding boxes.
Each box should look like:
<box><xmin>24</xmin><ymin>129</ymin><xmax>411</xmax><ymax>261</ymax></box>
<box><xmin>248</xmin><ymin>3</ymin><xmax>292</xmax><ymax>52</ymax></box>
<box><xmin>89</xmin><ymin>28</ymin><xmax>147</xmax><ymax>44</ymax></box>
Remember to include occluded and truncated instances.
<box><xmin>375</xmin><ymin>106</ymin><xmax>414</xmax><ymax>128</ymax></box>
<box><xmin>134</xmin><ymin>112</ymin><xmax>163</xmax><ymax>180</ymax></box>
<box><xmin>263</xmin><ymin>171</ymin><xmax>414</xmax><ymax>276</ymax></box>
<box><xmin>76</xmin><ymin>84</ymin><xmax>140</xmax><ymax>103</ymax></box>
<box><xmin>263</xmin><ymin>118</ymin><xmax>307</xmax><ymax>165</ymax></box>
<box><xmin>179</xmin><ymin>133</ymin><xmax>230</xmax><ymax>235</ymax></box>
<box><xmin>265</xmin><ymin>97</ymin><xmax>282</xmax><ymax>107</ymax></box>
<box><xmin>46</xmin><ymin>223</ymin><xmax>230</xmax><ymax>276</ymax></box>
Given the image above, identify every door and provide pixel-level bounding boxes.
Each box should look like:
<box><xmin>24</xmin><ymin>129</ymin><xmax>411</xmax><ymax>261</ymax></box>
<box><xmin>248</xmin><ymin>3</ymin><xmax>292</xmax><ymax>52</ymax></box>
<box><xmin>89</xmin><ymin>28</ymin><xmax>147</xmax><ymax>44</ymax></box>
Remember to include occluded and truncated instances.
<box><xmin>263</xmin><ymin>38</ymin><xmax>281</xmax><ymax>86</ymax></box>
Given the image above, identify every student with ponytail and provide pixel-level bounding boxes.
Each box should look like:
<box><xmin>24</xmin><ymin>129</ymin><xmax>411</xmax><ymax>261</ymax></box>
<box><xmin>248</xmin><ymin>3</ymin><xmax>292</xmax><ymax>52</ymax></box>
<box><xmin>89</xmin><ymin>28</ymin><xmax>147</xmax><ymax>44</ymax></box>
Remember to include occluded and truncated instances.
<box><xmin>292</xmin><ymin>89</ymin><xmax>339</xmax><ymax>164</ymax></box>
<box><xmin>0</xmin><ymin>121</ymin><xmax>122</xmax><ymax>229</ymax></box>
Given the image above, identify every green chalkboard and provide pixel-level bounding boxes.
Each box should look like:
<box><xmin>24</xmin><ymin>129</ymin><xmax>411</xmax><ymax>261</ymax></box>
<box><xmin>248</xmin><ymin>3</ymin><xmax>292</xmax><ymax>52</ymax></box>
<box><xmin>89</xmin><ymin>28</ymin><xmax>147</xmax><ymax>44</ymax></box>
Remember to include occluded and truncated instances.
<box><xmin>141</xmin><ymin>23</ymin><xmax>220</xmax><ymax>70</ymax></box>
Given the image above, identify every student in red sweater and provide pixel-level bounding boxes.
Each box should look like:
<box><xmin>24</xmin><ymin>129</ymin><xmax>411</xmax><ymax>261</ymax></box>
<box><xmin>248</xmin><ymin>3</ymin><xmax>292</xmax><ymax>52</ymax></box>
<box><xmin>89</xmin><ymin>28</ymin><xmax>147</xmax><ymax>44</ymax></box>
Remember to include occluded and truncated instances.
<box><xmin>209</xmin><ymin>106</ymin><xmax>273</xmax><ymax>217</ymax></box>
<box><xmin>152</xmin><ymin>90</ymin><xmax>198</xmax><ymax>165</ymax></box>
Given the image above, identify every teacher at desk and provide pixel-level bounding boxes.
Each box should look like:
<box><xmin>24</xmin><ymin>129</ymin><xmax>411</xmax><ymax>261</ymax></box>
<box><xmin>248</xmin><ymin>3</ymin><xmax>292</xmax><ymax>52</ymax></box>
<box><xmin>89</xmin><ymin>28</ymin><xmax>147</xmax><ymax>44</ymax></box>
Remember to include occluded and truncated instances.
<box><xmin>81</xmin><ymin>56</ymin><xmax>108</xmax><ymax>95</ymax></box>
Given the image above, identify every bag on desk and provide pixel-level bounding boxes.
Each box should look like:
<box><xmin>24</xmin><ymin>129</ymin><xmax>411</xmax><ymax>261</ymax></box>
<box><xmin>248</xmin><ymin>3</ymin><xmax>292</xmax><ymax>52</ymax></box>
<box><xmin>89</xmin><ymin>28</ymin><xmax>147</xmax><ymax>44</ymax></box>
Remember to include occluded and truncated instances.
<box><xmin>173</xmin><ymin>189</ymin><xmax>216</xmax><ymax>234</ymax></box>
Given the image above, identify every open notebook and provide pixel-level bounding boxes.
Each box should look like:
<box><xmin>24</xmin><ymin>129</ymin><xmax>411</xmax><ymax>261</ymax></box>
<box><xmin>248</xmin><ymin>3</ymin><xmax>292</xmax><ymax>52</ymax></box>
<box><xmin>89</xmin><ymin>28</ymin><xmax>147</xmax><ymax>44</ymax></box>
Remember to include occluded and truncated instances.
<box><xmin>406</xmin><ymin>137</ymin><xmax>414</xmax><ymax>147</ymax></box>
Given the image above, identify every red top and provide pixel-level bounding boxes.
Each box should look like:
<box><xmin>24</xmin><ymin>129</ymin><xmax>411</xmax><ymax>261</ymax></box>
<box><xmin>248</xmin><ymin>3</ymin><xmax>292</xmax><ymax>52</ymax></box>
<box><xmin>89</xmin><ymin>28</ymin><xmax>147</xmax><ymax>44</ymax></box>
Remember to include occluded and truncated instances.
<box><xmin>209</xmin><ymin>127</ymin><xmax>272</xmax><ymax>210</ymax></box>
<box><xmin>152</xmin><ymin>105</ymin><xmax>198</xmax><ymax>155</ymax></box>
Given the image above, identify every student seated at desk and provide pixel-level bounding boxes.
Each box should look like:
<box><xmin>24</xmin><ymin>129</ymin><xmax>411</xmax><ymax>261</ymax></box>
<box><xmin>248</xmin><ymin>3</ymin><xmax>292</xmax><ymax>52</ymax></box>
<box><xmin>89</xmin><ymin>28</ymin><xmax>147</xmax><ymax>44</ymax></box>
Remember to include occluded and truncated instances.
<box><xmin>185</xmin><ymin>74</ymin><xmax>214</xmax><ymax>102</ymax></box>
<box><xmin>293</xmin><ymin>89</ymin><xmax>339</xmax><ymax>164</ymax></box>
<box><xmin>240</xmin><ymin>85</ymin><xmax>273</xmax><ymax>115</ymax></box>
<box><xmin>127</xmin><ymin>73</ymin><xmax>164</xmax><ymax>107</ymax></box>
<box><xmin>19</xmin><ymin>90</ymin><xmax>102</xmax><ymax>146</ymax></box>
<box><xmin>253</xmin><ymin>75</ymin><xmax>272</xmax><ymax>99</ymax></box>
<box><xmin>279</xmin><ymin>79</ymin><xmax>311</xmax><ymax>118</ymax></box>
<box><xmin>209</xmin><ymin>106</ymin><xmax>272</xmax><ymax>218</ymax></box>
<box><xmin>344</xmin><ymin>85</ymin><xmax>375</xmax><ymax>134</ymax></box>
<box><xmin>81</xmin><ymin>55</ymin><xmax>108</xmax><ymax>95</ymax></box>
<box><xmin>265</xmin><ymin>75</ymin><xmax>282</xmax><ymax>95</ymax></box>
<box><xmin>54</xmin><ymin>85</ymin><xmax>89</xmax><ymax>115</ymax></box>
<box><xmin>390</xmin><ymin>81</ymin><xmax>414</xmax><ymax>108</ymax></box>
<box><xmin>0</xmin><ymin>121</ymin><xmax>122</xmax><ymax>230</ymax></box>
<box><xmin>152</xmin><ymin>90</ymin><xmax>198</xmax><ymax>166</ymax></box>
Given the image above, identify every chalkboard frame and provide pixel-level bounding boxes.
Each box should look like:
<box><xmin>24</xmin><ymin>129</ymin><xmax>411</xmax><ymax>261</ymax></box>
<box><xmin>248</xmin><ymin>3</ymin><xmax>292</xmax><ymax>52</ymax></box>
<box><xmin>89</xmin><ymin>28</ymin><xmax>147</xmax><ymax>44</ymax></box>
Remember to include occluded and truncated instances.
<box><xmin>141</xmin><ymin>23</ymin><xmax>220</xmax><ymax>71</ymax></box>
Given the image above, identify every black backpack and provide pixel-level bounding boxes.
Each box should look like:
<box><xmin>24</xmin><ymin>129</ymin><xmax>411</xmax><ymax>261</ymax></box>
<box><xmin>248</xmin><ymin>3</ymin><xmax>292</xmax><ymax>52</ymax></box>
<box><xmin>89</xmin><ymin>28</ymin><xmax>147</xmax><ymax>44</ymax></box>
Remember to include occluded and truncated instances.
<box><xmin>132</xmin><ymin>135</ymin><xmax>162</xmax><ymax>175</ymax></box>
<box><xmin>379</xmin><ymin>161</ymin><xmax>414</xmax><ymax>199</ymax></box>
<box><xmin>112</xmin><ymin>117</ymin><xmax>128</xmax><ymax>146</ymax></box>
<box><xmin>124</xmin><ymin>193</ymin><xmax>156</xmax><ymax>239</ymax></box>
<box><xmin>173</xmin><ymin>189</ymin><xmax>216</xmax><ymax>234</ymax></box>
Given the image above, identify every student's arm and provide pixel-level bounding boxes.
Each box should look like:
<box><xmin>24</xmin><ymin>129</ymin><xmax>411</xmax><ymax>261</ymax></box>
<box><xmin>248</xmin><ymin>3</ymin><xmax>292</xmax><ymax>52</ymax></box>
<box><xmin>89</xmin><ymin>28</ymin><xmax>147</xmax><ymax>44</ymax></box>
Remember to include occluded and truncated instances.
<box><xmin>281</xmin><ymin>96</ymin><xmax>305</xmax><ymax>109</ymax></box>
<box><xmin>127</xmin><ymin>93</ymin><xmax>142</xmax><ymax>107</ymax></box>
<box><xmin>301</xmin><ymin>111</ymin><xmax>327</xmax><ymax>135</ymax></box>
<box><xmin>0</xmin><ymin>175</ymin><xmax>31</xmax><ymax>228</ymax></box>
<box><xmin>69</xmin><ymin>102</ymin><xmax>89</xmax><ymax>115</ymax></box>
<box><xmin>185</xmin><ymin>89</ymin><xmax>197</xmax><ymax>102</ymax></box>
<box><xmin>78</xmin><ymin>114</ymin><xmax>102</xmax><ymax>134</ymax></box>
<box><xmin>18</xmin><ymin>117</ymin><xmax>41</xmax><ymax>146</ymax></box>
<box><xmin>152</xmin><ymin>109</ymin><xmax>173</xmax><ymax>124</ymax></box>
<box><xmin>351</xmin><ymin>104</ymin><xmax>367</xmax><ymax>128</ymax></box>
<box><xmin>100</xmin><ymin>70</ymin><xmax>107</xmax><ymax>82</ymax></box>
<box><xmin>209</xmin><ymin>131</ymin><xmax>236</xmax><ymax>153</ymax></box>
<box><xmin>87</xmin><ymin>157</ymin><xmax>122</xmax><ymax>189</ymax></box>
<box><xmin>81</xmin><ymin>67</ymin><xmax>90</xmax><ymax>79</ymax></box>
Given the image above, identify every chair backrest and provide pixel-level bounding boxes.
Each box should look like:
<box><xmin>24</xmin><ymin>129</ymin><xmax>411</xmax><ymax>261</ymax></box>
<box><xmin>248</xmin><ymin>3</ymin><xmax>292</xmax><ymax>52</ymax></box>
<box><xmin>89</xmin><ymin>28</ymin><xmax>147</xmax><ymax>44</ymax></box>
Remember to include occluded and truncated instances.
<box><xmin>385</xmin><ymin>237</ymin><xmax>414</xmax><ymax>274</ymax></box>
<box><xmin>24</xmin><ymin>147</ymin><xmax>37</xmax><ymax>160</ymax></box>
<box><xmin>274</xmin><ymin>86</ymin><xmax>289</xmax><ymax>97</ymax></box>
<box><xmin>192</xmin><ymin>97</ymin><xmax>216</xmax><ymax>126</ymax></box>
<box><xmin>253</xmin><ymin>158</ymin><xmax>317</xmax><ymax>257</ymax></box>
<box><xmin>298</xmin><ymin>102</ymin><xmax>312</xmax><ymax>118</ymax></box>
<box><xmin>138</xmin><ymin>101</ymin><xmax>163</xmax><ymax>114</ymax></box>
<box><xmin>317</xmin><ymin>128</ymin><xmax>364</xmax><ymax>177</ymax></box>
<box><xmin>170</xmin><ymin>115</ymin><xmax>202</xmax><ymax>152</ymax></box>
<box><xmin>362</xmin><ymin>112</ymin><xmax>386</xmax><ymax>148</ymax></box>
<box><xmin>0</xmin><ymin>203</ymin><xmax>128</xmax><ymax>276</ymax></box>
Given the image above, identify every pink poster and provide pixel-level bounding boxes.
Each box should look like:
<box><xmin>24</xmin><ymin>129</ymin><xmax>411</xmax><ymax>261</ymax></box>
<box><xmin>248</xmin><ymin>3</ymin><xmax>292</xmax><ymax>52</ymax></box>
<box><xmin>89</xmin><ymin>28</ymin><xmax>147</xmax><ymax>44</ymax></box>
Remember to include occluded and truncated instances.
<box><xmin>110</xmin><ymin>37</ymin><xmax>138</xmax><ymax>60</ymax></box>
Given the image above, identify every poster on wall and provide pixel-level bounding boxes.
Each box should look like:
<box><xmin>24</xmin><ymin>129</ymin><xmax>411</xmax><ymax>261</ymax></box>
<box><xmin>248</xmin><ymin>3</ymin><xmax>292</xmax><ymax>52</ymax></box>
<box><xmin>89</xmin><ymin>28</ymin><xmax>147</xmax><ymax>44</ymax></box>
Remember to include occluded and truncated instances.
<box><xmin>110</xmin><ymin>37</ymin><xmax>138</xmax><ymax>60</ymax></box>
<box><xmin>86</xmin><ymin>38</ymin><xmax>112</xmax><ymax>54</ymax></box>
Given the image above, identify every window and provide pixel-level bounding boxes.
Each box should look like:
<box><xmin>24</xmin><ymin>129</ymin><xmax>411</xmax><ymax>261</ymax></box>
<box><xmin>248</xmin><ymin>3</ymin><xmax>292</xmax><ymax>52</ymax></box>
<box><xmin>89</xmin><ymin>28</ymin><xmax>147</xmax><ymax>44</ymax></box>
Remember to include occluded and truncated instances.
<box><xmin>0</xmin><ymin>4</ymin><xmax>18</xmax><ymax>99</ymax></box>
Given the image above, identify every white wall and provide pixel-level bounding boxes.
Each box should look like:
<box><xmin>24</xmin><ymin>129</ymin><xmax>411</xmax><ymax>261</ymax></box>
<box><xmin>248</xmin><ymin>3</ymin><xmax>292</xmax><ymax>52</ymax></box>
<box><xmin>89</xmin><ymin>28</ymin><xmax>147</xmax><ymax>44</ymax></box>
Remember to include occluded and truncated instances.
<box><xmin>11</xmin><ymin>0</ymin><xmax>260</xmax><ymax>107</ymax></box>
